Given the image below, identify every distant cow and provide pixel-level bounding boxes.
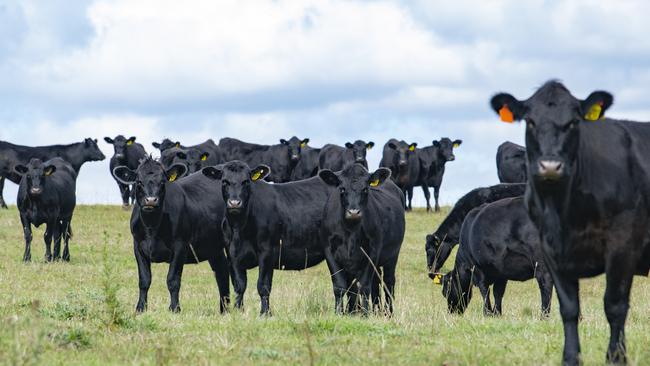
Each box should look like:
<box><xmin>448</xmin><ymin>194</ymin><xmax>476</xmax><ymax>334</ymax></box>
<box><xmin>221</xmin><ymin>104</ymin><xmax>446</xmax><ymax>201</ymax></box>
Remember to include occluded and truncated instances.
<box><xmin>201</xmin><ymin>161</ymin><xmax>347</xmax><ymax>315</ymax></box>
<box><xmin>379</xmin><ymin>139</ymin><xmax>417</xmax><ymax>210</ymax></box>
<box><xmin>15</xmin><ymin>158</ymin><xmax>77</xmax><ymax>262</ymax></box>
<box><xmin>437</xmin><ymin>197</ymin><xmax>553</xmax><ymax>317</ymax></box>
<box><xmin>0</xmin><ymin>138</ymin><xmax>105</xmax><ymax>209</ymax></box>
<box><xmin>319</xmin><ymin>140</ymin><xmax>375</xmax><ymax>171</ymax></box>
<box><xmin>490</xmin><ymin>80</ymin><xmax>650</xmax><ymax>364</ymax></box>
<box><xmin>425</xmin><ymin>183</ymin><xmax>526</xmax><ymax>275</ymax></box>
<box><xmin>219</xmin><ymin>137</ymin><xmax>310</xmax><ymax>183</ymax></box>
<box><xmin>113</xmin><ymin>157</ymin><xmax>230</xmax><ymax>313</ymax></box>
<box><xmin>414</xmin><ymin>138</ymin><xmax>462</xmax><ymax>212</ymax></box>
<box><xmin>319</xmin><ymin>164</ymin><xmax>405</xmax><ymax>315</ymax></box>
<box><xmin>291</xmin><ymin>145</ymin><xmax>321</xmax><ymax>181</ymax></box>
<box><xmin>160</xmin><ymin>139</ymin><xmax>223</xmax><ymax>174</ymax></box>
<box><xmin>496</xmin><ymin>141</ymin><xmax>526</xmax><ymax>183</ymax></box>
<box><xmin>104</xmin><ymin>136</ymin><xmax>147</xmax><ymax>207</ymax></box>
<box><xmin>152</xmin><ymin>139</ymin><xmax>182</xmax><ymax>153</ymax></box>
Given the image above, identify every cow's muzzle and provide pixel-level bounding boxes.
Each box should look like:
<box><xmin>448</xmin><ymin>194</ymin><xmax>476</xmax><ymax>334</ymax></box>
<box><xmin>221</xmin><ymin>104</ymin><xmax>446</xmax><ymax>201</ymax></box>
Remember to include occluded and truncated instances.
<box><xmin>538</xmin><ymin>160</ymin><xmax>564</xmax><ymax>180</ymax></box>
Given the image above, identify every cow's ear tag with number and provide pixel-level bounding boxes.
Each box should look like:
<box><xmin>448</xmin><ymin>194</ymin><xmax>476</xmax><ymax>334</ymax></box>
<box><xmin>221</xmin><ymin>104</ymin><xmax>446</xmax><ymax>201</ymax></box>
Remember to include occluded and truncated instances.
<box><xmin>585</xmin><ymin>102</ymin><xmax>603</xmax><ymax>121</ymax></box>
<box><xmin>432</xmin><ymin>273</ymin><xmax>443</xmax><ymax>285</ymax></box>
<box><xmin>251</xmin><ymin>171</ymin><xmax>262</xmax><ymax>181</ymax></box>
<box><xmin>168</xmin><ymin>172</ymin><xmax>178</xmax><ymax>182</ymax></box>
<box><xmin>499</xmin><ymin>105</ymin><xmax>514</xmax><ymax>123</ymax></box>
<box><xmin>369</xmin><ymin>179</ymin><xmax>380</xmax><ymax>187</ymax></box>
<box><xmin>201</xmin><ymin>154</ymin><xmax>208</xmax><ymax>161</ymax></box>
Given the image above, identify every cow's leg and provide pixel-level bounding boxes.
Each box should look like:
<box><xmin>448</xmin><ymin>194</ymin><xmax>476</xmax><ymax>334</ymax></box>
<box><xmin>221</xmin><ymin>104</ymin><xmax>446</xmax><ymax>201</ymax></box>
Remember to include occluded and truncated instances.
<box><xmin>134</xmin><ymin>243</ymin><xmax>152</xmax><ymax>313</ymax></box>
<box><xmin>52</xmin><ymin>220</ymin><xmax>63</xmax><ymax>261</ymax></box>
<box><xmin>0</xmin><ymin>177</ymin><xmax>7</xmax><ymax>209</ymax></box>
<box><xmin>434</xmin><ymin>186</ymin><xmax>441</xmax><ymax>212</ymax></box>
<box><xmin>256</xmin><ymin>249</ymin><xmax>274</xmax><ymax>316</ymax></box>
<box><xmin>166</xmin><ymin>244</ymin><xmax>185</xmax><ymax>313</ymax></box>
<box><xmin>231</xmin><ymin>264</ymin><xmax>248</xmax><ymax>310</ymax></box>
<box><xmin>43</xmin><ymin>221</ymin><xmax>54</xmax><ymax>262</ymax></box>
<box><xmin>62</xmin><ymin>220</ymin><xmax>72</xmax><ymax>262</ymax></box>
<box><xmin>323</xmin><ymin>246</ymin><xmax>348</xmax><ymax>314</ymax></box>
<box><xmin>604</xmin><ymin>253</ymin><xmax>634</xmax><ymax>365</ymax></box>
<box><xmin>406</xmin><ymin>187</ymin><xmax>414</xmax><ymax>211</ymax></box>
<box><xmin>422</xmin><ymin>185</ymin><xmax>431</xmax><ymax>212</ymax></box>
<box><xmin>118</xmin><ymin>183</ymin><xmax>130</xmax><ymax>209</ymax></box>
<box><xmin>346</xmin><ymin>277</ymin><xmax>359</xmax><ymax>314</ymax></box>
<box><xmin>535</xmin><ymin>263</ymin><xmax>554</xmax><ymax>317</ymax></box>
<box><xmin>549</xmin><ymin>270</ymin><xmax>581</xmax><ymax>366</ymax></box>
<box><xmin>20</xmin><ymin>214</ymin><xmax>32</xmax><ymax>262</ymax></box>
<box><xmin>492</xmin><ymin>280</ymin><xmax>508</xmax><ymax>316</ymax></box>
<box><xmin>371</xmin><ymin>272</ymin><xmax>381</xmax><ymax>313</ymax></box>
<box><xmin>473</xmin><ymin>269</ymin><xmax>493</xmax><ymax>315</ymax></box>
<box><xmin>208</xmin><ymin>252</ymin><xmax>231</xmax><ymax>314</ymax></box>
<box><xmin>358</xmin><ymin>263</ymin><xmax>376</xmax><ymax>316</ymax></box>
<box><xmin>383</xmin><ymin>261</ymin><xmax>397</xmax><ymax>316</ymax></box>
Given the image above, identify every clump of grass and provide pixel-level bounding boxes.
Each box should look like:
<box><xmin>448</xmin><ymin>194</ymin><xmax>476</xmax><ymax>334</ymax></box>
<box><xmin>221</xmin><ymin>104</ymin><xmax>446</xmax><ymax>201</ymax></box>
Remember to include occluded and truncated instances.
<box><xmin>51</xmin><ymin>327</ymin><xmax>92</xmax><ymax>349</ymax></box>
<box><xmin>39</xmin><ymin>294</ymin><xmax>89</xmax><ymax>321</ymax></box>
<box><xmin>101</xmin><ymin>231</ymin><xmax>131</xmax><ymax>330</ymax></box>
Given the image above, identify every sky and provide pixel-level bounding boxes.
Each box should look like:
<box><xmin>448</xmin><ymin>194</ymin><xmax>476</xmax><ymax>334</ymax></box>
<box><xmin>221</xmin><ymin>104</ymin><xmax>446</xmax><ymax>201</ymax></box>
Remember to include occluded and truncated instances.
<box><xmin>1</xmin><ymin>0</ymin><xmax>649</xmax><ymax>206</ymax></box>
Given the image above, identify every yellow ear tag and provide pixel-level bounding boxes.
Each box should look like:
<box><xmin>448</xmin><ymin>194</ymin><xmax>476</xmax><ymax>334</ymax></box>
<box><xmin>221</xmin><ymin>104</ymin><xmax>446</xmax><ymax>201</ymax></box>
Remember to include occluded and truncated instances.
<box><xmin>127</xmin><ymin>140</ymin><xmax>134</xmax><ymax>146</ymax></box>
<box><xmin>44</xmin><ymin>168</ymin><xmax>54</xmax><ymax>176</ymax></box>
<box><xmin>175</xmin><ymin>143</ymin><xmax>181</xmax><ymax>148</ymax></box>
<box><xmin>432</xmin><ymin>273</ymin><xmax>443</xmax><ymax>285</ymax></box>
<box><xmin>201</xmin><ymin>154</ymin><xmax>208</xmax><ymax>161</ymax></box>
<box><xmin>369</xmin><ymin>179</ymin><xmax>380</xmax><ymax>187</ymax></box>
<box><xmin>453</xmin><ymin>143</ymin><xmax>460</xmax><ymax>148</ymax></box>
<box><xmin>300</xmin><ymin>142</ymin><xmax>307</xmax><ymax>148</ymax></box>
<box><xmin>499</xmin><ymin>105</ymin><xmax>514</xmax><ymax>123</ymax></box>
<box><xmin>409</xmin><ymin>145</ymin><xmax>415</xmax><ymax>152</ymax></box>
<box><xmin>367</xmin><ymin>145</ymin><xmax>373</xmax><ymax>150</ymax></box>
<box><xmin>251</xmin><ymin>171</ymin><xmax>262</xmax><ymax>181</ymax></box>
<box><xmin>168</xmin><ymin>172</ymin><xmax>177</xmax><ymax>182</ymax></box>
<box><xmin>585</xmin><ymin>102</ymin><xmax>602</xmax><ymax>121</ymax></box>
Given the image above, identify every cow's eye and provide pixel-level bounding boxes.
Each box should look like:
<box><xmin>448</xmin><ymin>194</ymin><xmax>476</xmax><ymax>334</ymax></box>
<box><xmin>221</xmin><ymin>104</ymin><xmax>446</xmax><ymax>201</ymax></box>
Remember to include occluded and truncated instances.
<box><xmin>339</xmin><ymin>187</ymin><xmax>346</xmax><ymax>194</ymax></box>
<box><xmin>362</xmin><ymin>187</ymin><xmax>369</xmax><ymax>194</ymax></box>
<box><xmin>525</xmin><ymin>118</ymin><xmax>536</xmax><ymax>129</ymax></box>
<box><xmin>222</xmin><ymin>180</ymin><xmax>230</xmax><ymax>187</ymax></box>
<box><xmin>564</xmin><ymin>119</ymin><xmax>579</xmax><ymax>131</ymax></box>
<box><xmin>242</xmin><ymin>180</ymin><xmax>249</xmax><ymax>186</ymax></box>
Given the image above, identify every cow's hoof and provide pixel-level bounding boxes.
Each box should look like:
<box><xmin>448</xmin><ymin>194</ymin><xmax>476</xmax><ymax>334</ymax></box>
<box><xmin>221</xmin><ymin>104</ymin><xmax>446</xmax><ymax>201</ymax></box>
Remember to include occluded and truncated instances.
<box><xmin>169</xmin><ymin>305</ymin><xmax>181</xmax><ymax>313</ymax></box>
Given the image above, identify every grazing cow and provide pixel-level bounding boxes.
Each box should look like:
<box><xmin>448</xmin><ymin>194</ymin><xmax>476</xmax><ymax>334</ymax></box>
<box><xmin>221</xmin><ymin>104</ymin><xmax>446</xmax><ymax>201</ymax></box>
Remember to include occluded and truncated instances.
<box><xmin>104</xmin><ymin>136</ymin><xmax>147</xmax><ymax>207</ymax></box>
<box><xmin>379</xmin><ymin>139</ymin><xmax>418</xmax><ymax>209</ymax></box>
<box><xmin>490</xmin><ymin>80</ymin><xmax>650</xmax><ymax>365</ymax></box>
<box><xmin>291</xmin><ymin>145</ymin><xmax>321</xmax><ymax>181</ymax></box>
<box><xmin>416</xmin><ymin>138</ymin><xmax>462</xmax><ymax>212</ymax></box>
<box><xmin>496</xmin><ymin>141</ymin><xmax>527</xmax><ymax>183</ymax></box>
<box><xmin>319</xmin><ymin>164</ymin><xmax>405</xmax><ymax>315</ymax></box>
<box><xmin>201</xmin><ymin>161</ymin><xmax>347</xmax><ymax>315</ymax></box>
<box><xmin>437</xmin><ymin>197</ymin><xmax>553</xmax><ymax>317</ymax></box>
<box><xmin>152</xmin><ymin>139</ymin><xmax>182</xmax><ymax>153</ymax></box>
<box><xmin>0</xmin><ymin>138</ymin><xmax>105</xmax><ymax>208</ymax></box>
<box><xmin>425</xmin><ymin>183</ymin><xmax>526</xmax><ymax>275</ymax></box>
<box><xmin>113</xmin><ymin>157</ymin><xmax>230</xmax><ymax>313</ymax></box>
<box><xmin>15</xmin><ymin>158</ymin><xmax>76</xmax><ymax>262</ymax></box>
<box><xmin>219</xmin><ymin>137</ymin><xmax>310</xmax><ymax>183</ymax></box>
<box><xmin>319</xmin><ymin>140</ymin><xmax>375</xmax><ymax>171</ymax></box>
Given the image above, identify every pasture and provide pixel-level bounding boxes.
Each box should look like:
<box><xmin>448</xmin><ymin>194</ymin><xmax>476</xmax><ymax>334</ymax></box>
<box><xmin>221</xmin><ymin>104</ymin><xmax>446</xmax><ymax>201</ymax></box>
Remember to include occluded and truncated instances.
<box><xmin>0</xmin><ymin>205</ymin><xmax>649</xmax><ymax>365</ymax></box>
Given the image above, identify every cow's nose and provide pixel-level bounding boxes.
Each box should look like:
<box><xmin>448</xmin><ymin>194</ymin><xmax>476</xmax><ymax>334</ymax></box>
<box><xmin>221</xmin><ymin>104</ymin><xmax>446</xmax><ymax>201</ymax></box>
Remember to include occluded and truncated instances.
<box><xmin>30</xmin><ymin>187</ymin><xmax>42</xmax><ymax>195</ymax></box>
<box><xmin>355</xmin><ymin>157</ymin><xmax>365</xmax><ymax>162</ymax></box>
<box><xmin>115</xmin><ymin>153</ymin><xmax>125</xmax><ymax>160</ymax></box>
<box><xmin>143</xmin><ymin>196</ymin><xmax>159</xmax><ymax>206</ymax></box>
<box><xmin>228</xmin><ymin>199</ymin><xmax>242</xmax><ymax>209</ymax></box>
<box><xmin>448</xmin><ymin>155</ymin><xmax>455</xmax><ymax>161</ymax></box>
<box><xmin>345</xmin><ymin>209</ymin><xmax>362</xmax><ymax>220</ymax></box>
<box><xmin>538</xmin><ymin>160</ymin><xmax>563</xmax><ymax>179</ymax></box>
<box><xmin>398</xmin><ymin>160</ymin><xmax>407</xmax><ymax>166</ymax></box>
<box><xmin>291</xmin><ymin>154</ymin><xmax>299</xmax><ymax>160</ymax></box>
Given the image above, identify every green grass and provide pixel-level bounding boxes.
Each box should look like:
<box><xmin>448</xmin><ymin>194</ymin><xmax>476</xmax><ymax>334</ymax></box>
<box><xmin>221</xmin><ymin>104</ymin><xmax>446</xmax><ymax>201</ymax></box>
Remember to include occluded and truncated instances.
<box><xmin>0</xmin><ymin>205</ymin><xmax>649</xmax><ymax>365</ymax></box>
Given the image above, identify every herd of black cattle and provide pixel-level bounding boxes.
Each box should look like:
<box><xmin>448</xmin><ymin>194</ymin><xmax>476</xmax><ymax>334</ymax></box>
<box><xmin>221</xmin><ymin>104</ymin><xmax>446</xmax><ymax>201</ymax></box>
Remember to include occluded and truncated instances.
<box><xmin>1</xmin><ymin>81</ymin><xmax>649</xmax><ymax>365</ymax></box>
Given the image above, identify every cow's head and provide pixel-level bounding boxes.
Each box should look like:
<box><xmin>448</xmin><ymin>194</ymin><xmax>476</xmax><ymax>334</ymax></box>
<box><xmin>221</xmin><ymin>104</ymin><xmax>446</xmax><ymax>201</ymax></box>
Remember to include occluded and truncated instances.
<box><xmin>280</xmin><ymin>136</ymin><xmax>310</xmax><ymax>163</ymax></box>
<box><xmin>490</xmin><ymin>81</ymin><xmax>613</xmax><ymax>185</ymax></box>
<box><xmin>113</xmin><ymin>157</ymin><xmax>187</xmax><ymax>213</ymax></box>
<box><xmin>432</xmin><ymin>138</ymin><xmax>462</xmax><ymax>162</ymax></box>
<box><xmin>202</xmin><ymin>161</ymin><xmax>270</xmax><ymax>217</ymax></box>
<box><xmin>440</xmin><ymin>268</ymin><xmax>473</xmax><ymax>314</ymax></box>
<box><xmin>14</xmin><ymin>158</ymin><xmax>57</xmax><ymax>198</ymax></box>
<box><xmin>345</xmin><ymin>140</ymin><xmax>375</xmax><ymax>166</ymax></box>
<box><xmin>152</xmin><ymin>138</ymin><xmax>181</xmax><ymax>152</ymax></box>
<box><xmin>319</xmin><ymin>164</ymin><xmax>391</xmax><ymax>223</ymax></box>
<box><xmin>387</xmin><ymin>140</ymin><xmax>417</xmax><ymax>169</ymax></box>
<box><xmin>81</xmin><ymin>138</ymin><xmax>105</xmax><ymax>162</ymax></box>
<box><xmin>168</xmin><ymin>148</ymin><xmax>210</xmax><ymax>174</ymax></box>
<box><xmin>104</xmin><ymin>135</ymin><xmax>136</xmax><ymax>162</ymax></box>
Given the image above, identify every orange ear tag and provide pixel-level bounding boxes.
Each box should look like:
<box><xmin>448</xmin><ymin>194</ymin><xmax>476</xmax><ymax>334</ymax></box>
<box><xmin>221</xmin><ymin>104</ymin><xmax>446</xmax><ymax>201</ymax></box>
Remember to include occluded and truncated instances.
<box><xmin>499</xmin><ymin>105</ymin><xmax>514</xmax><ymax>123</ymax></box>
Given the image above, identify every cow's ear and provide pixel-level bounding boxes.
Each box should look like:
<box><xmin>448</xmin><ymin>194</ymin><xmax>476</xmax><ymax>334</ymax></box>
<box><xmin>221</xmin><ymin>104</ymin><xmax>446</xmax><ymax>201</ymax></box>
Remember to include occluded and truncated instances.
<box><xmin>175</xmin><ymin>142</ymin><xmax>181</xmax><ymax>148</ymax></box>
<box><xmin>104</xmin><ymin>137</ymin><xmax>114</xmax><ymax>144</ymax></box>
<box><xmin>152</xmin><ymin>142</ymin><xmax>161</xmax><ymax>149</ymax></box>
<box><xmin>166</xmin><ymin>163</ymin><xmax>187</xmax><ymax>182</ymax></box>
<box><xmin>201</xmin><ymin>166</ymin><xmax>223</xmax><ymax>180</ymax></box>
<box><xmin>490</xmin><ymin>93</ymin><xmax>526</xmax><ymax>123</ymax></box>
<box><xmin>112</xmin><ymin>166</ymin><xmax>137</xmax><ymax>185</ymax></box>
<box><xmin>581</xmin><ymin>91</ymin><xmax>614</xmax><ymax>121</ymax></box>
<box><xmin>301</xmin><ymin>138</ymin><xmax>310</xmax><ymax>148</ymax></box>
<box><xmin>280</xmin><ymin>139</ymin><xmax>288</xmax><ymax>145</ymax></box>
<box><xmin>43</xmin><ymin>165</ymin><xmax>56</xmax><ymax>176</ymax></box>
<box><xmin>318</xmin><ymin>169</ymin><xmax>341</xmax><ymax>187</ymax></box>
<box><xmin>200</xmin><ymin>152</ymin><xmax>209</xmax><ymax>161</ymax></box>
<box><xmin>345</xmin><ymin>142</ymin><xmax>354</xmax><ymax>149</ymax></box>
<box><xmin>176</xmin><ymin>151</ymin><xmax>187</xmax><ymax>160</ymax></box>
<box><xmin>126</xmin><ymin>136</ymin><xmax>136</xmax><ymax>146</ymax></box>
<box><xmin>366</xmin><ymin>141</ymin><xmax>374</xmax><ymax>150</ymax></box>
<box><xmin>14</xmin><ymin>164</ymin><xmax>28</xmax><ymax>175</ymax></box>
<box><xmin>251</xmin><ymin>165</ymin><xmax>271</xmax><ymax>182</ymax></box>
<box><xmin>369</xmin><ymin>167</ymin><xmax>391</xmax><ymax>187</ymax></box>
<box><xmin>452</xmin><ymin>139</ymin><xmax>462</xmax><ymax>148</ymax></box>
<box><xmin>408</xmin><ymin>143</ymin><xmax>418</xmax><ymax>152</ymax></box>
<box><xmin>432</xmin><ymin>140</ymin><xmax>440</xmax><ymax>148</ymax></box>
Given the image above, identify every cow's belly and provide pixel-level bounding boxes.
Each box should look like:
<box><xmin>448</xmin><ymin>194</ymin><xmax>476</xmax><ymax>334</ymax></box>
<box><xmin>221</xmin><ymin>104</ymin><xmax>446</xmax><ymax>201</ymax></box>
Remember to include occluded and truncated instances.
<box><xmin>274</xmin><ymin>246</ymin><xmax>325</xmax><ymax>270</ymax></box>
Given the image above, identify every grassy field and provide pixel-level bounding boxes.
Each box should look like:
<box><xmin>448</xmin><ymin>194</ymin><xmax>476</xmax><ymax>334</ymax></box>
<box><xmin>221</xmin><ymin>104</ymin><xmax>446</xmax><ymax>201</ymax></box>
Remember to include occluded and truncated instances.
<box><xmin>0</xmin><ymin>205</ymin><xmax>649</xmax><ymax>365</ymax></box>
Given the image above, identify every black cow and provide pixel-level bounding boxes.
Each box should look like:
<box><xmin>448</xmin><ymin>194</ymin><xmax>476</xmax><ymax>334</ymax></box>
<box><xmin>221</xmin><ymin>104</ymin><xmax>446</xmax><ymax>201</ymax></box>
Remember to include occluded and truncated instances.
<box><xmin>415</xmin><ymin>138</ymin><xmax>462</xmax><ymax>212</ymax></box>
<box><xmin>490</xmin><ymin>80</ymin><xmax>650</xmax><ymax>365</ymax></box>
<box><xmin>437</xmin><ymin>197</ymin><xmax>553</xmax><ymax>317</ymax></box>
<box><xmin>425</xmin><ymin>183</ymin><xmax>526</xmax><ymax>275</ymax></box>
<box><xmin>379</xmin><ymin>139</ymin><xmax>417</xmax><ymax>210</ymax></box>
<box><xmin>201</xmin><ymin>161</ymin><xmax>347</xmax><ymax>315</ymax></box>
<box><xmin>152</xmin><ymin>139</ymin><xmax>182</xmax><ymax>153</ymax></box>
<box><xmin>291</xmin><ymin>145</ymin><xmax>321</xmax><ymax>181</ymax></box>
<box><xmin>319</xmin><ymin>140</ymin><xmax>375</xmax><ymax>171</ymax></box>
<box><xmin>160</xmin><ymin>139</ymin><xmax>222</xmax><ymax>173</ymax></box>
<box><xmin>104</xmin><ymin>136</ymin><xmax>147</xmax><ymax>208</ymax></box>
<box><xmin>0</xmin><ymin>138</ymin><xmax>105</xmax><ymax>209</ymax></box>
<box><xmin>496</xmin><ymin>141</ymin><xmax>527</xmax><ymax>183</ymax></box>
<box><xmin>219</xmin><ymin>137</ymin><xmax>310</xmax><ymax>183</ymax></box>
<box><xmin>15</xmin><ymin>158</ymin><xmax>76</xmax><ymax>262</ymax></box>
<box><xmin>319</xmin><ymin>164</ymin><xmax>404</xmax><ymax>315</ymax></box>
<box><xmin>113</xmin><ymin>157</ymin><xmax>230</xmax><ymax>313</ymax></box>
